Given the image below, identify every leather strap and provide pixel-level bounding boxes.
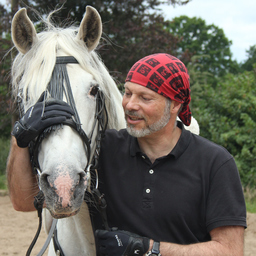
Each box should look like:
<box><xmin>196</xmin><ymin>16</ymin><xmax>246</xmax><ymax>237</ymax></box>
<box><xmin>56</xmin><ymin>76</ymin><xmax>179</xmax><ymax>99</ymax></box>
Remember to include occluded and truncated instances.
<box><xmin>36</xmin><ymin>219</ymin><xmax>58</xmax><ymax>256</ymax></box>
<box><xmin>53</xmin><ymin>226</ymin><xmax>65</xmax><ymax>256</ymax></box>
<box><xmin>152</xmin><ymin>241</ymin><xmax>161</xmax><ymax>255</ymax></box>
<box><xmin>146</xmin><ymin>241</ymin><xmax>161</xmax><ymax>256</ymax></box>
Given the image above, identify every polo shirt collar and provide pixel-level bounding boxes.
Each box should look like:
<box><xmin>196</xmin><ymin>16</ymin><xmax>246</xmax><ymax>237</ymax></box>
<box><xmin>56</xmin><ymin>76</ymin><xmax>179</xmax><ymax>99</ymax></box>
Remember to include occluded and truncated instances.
<box><xmin>129</xmin><ymin>121</ymin><xmax>192</xmax><ymax>159</ymax></box>
<box><xmin>171</xmin><ymin>121</ymin><xmax>192</xmax><ymax>159</ymax></box>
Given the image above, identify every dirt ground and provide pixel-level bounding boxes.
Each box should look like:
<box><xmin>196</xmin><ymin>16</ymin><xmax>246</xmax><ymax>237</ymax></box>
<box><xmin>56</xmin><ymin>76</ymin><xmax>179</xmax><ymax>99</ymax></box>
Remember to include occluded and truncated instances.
<box><xmin>0</xmin><ymin>192</ymin><xmax>255</xmax><ymax>255</ymax></box>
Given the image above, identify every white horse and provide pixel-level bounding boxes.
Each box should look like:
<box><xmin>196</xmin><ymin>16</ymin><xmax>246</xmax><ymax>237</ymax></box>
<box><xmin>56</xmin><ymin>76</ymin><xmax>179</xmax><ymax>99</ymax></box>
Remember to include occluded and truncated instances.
<box><xmin>11</xmin><ymin>6</ymin><xmax>126</xmax><ymax>256</ymax></box>
<box><xmin>11</xmin><ymin>6</ymin><xmax>200</xmax><ymax>256</ymax></box>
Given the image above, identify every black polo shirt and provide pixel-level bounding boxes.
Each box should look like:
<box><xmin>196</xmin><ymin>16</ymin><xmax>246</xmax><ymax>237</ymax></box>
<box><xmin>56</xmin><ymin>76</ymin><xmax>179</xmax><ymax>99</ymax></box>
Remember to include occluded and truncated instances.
<box><xmin>91</xmin><ymin>122</ymin><xmax>246</xmax><ymax>244</ymax></box>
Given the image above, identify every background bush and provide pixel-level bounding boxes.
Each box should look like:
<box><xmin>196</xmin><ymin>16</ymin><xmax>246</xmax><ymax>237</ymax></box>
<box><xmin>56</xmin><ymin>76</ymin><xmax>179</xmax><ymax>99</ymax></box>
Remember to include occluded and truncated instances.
<box><xmin>192</xmin><ymin>68</ymin><xmax>256</xmax><ymax>187</ymax></box>
<box><xmin>0</xmin><ymin>137</ymin><xmax>10</xmax><ymax>189</ymax></box>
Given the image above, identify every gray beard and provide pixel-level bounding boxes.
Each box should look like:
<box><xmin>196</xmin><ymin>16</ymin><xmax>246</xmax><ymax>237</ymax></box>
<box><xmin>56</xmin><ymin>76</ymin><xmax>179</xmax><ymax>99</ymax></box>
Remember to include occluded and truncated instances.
<box><xmin>126</xmin><ymin>99</ymin><xmax>172</xmax><ymax>138</ymax></box>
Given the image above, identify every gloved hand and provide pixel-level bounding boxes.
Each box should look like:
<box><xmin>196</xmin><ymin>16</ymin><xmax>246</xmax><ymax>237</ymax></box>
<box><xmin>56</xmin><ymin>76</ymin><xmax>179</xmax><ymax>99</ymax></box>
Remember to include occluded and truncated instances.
<box><xmin>95</xmin><ymin>229</ymin><xmax>150</xmax><ymax>256</ymax></box>
<box><xmin>12</xmin><ymin>92</ymin><xmax>75</xmax><ymax>148</ymax></box>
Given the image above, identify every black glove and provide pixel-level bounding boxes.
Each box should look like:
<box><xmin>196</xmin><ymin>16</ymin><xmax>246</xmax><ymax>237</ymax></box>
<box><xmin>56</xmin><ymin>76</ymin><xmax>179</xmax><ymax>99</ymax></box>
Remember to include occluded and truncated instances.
<box><xmin>12</xmin><ymin>92</ymin><xmax>75</xmax><ymax>148</ymax></box>
<box><xmin>95</xmin><ymin>229</ymin><xmax>150</xmax><ymax>256</ymax></box>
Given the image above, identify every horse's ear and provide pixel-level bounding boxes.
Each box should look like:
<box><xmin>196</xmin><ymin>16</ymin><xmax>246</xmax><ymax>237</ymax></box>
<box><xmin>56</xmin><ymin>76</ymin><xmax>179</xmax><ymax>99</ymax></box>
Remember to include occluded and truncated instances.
<box><xmin>11</xmin><ymin>8</ymin><xmax>38</xmax><ymax>54</ymax></box>
<box><xmin>77</xmin><ymin>6</ymin><xmax>102</xmax><ymax>52</ymax></box>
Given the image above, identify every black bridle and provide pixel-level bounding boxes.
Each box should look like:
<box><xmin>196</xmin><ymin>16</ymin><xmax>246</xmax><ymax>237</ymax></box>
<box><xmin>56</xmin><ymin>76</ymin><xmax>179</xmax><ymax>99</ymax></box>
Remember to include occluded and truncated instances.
<box><xmin>31</xmin><ymin>56</ymin><xmax>107</xmax><ymax>174</ymax></box>
<box><xmin>31</xmin><ymin>86</ymin><xmax>107</xmax><ymax>176</ymax></box>
<box><xmin>25</xmin><ymin>56</ymin><xmax>109</xmax><ymax>256</ymax></box>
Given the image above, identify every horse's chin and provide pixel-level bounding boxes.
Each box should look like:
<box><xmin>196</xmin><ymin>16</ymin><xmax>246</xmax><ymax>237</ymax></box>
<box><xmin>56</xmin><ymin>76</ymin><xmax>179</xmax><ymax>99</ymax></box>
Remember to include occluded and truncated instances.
<box><xmin>49</xmin><ymin>208</ymin><xmax>80</xmax><ymax>219</ymax></box>
<box><xmin>43</xmin><ymin>186</ymin><xmax>85</xmax><ymax>218</ymax></box>
<box><xmin>45</xmin><ymin>196</ymin><xmax>83</xmax><ymax>219</ymax></box>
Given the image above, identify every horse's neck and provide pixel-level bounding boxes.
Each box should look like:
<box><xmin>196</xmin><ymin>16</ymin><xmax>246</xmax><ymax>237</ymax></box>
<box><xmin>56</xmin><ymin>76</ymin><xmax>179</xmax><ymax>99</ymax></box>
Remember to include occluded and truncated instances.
<box><xmin>46</xmin><ymin>202</ymin><xmax>96</xmax><ymax>256</ymax></box>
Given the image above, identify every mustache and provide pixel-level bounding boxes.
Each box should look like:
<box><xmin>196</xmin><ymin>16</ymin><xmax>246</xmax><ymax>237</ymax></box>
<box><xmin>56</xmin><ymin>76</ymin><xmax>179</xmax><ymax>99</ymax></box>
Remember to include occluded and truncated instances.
<box><xmin>125</xmin><ymin>110</ymin><xmax>144</xmax><ymax>119</ymax></box>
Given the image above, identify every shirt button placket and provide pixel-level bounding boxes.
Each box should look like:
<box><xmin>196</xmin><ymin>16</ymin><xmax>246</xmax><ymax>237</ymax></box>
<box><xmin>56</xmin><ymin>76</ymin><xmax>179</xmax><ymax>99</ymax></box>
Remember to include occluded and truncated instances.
<box><xmin>142</xmin><ymin>168</ymin><xmax>154</xmax><ymax>209</ymax></box>
<box><xmin>146</xmin><ymin>169</ymin><xmax>154</xmax><ymax>194</ymax></box>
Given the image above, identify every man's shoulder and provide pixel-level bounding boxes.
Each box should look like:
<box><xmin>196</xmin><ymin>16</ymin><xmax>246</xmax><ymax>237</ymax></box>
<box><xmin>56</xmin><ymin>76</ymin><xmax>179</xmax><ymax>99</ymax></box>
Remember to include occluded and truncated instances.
<box><xmin>180</xmin><ymin>122</ymin><xmax>230</xmax><ymax>158</ymax></box>
<box><xmin>189</xmin><ymin>132</ymin><xmax>233</xmax><ymax>161</ymax></box>
<box><xmin>193</xmin><ymin>133</ymin><xmax>228</xmax><ymax>151</ymax></box>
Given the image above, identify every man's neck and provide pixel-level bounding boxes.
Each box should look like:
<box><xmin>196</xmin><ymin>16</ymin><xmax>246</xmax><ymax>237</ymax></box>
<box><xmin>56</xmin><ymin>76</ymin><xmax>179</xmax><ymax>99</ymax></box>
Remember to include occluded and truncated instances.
<box><xmin>137</xmin><ymin>122</ymin><xmax>182</xmax><ymax>163</ymax></box>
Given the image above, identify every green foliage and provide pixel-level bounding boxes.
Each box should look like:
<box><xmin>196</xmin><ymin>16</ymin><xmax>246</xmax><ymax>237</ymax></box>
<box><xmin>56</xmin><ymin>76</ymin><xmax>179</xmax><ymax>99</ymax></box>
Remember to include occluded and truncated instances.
<box><xmin>186</xmin><ymin>55</ymin><xmax>213</xmax><ymax>87</ymax></box>
<box><xmin>0</xmin><ymin>136</ymin><xmax>8</xmax><ymax>190</ymax></box>
<box><xmin>0</xmin><ymin>4</ymin><xmax>13</xmax><ymax>137</ymax></box>
<box><xmin>192</xmin><ymin>70</ymin><xmax>256</xmax><ymax>187</ymax></box>
<box><xmin>246</xmin><ymin>201</ymin><xmax>256</xmax><ymax>213</ymax></box>
<box><xmin>241</xmin><ymin>45</ymin><xmax>256</xmax><ymax>72</ymax></box>
<box><xmin>0</xmin><ymin>175</ymin><xmax>7</xmax><ymax>190</ymax></box>
<box><xmin>0</xmin><ymin>137</ymin><xmax>10</xmax><ymax>177</ymax></box>
<box><xmin>166</xmin><ymin>16</ymin><xmax>239</xmax><ymax>81</ymax></box>
<box><xmin>244</xmin><ymin>187</ymin><xmax>256</xmax><ymax>213</ymax></box>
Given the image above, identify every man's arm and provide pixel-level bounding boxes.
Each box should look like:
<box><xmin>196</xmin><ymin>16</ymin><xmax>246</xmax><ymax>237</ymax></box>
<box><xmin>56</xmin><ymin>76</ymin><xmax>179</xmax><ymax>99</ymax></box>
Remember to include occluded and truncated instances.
<box><xmin>149</xmin><ymin>226</ymin><xmax>244</xmax><ymax>256</ymax></box>
<box><xmin>6</xmin><ymin>137</ymin><xmax>39</xmax><ymax>211</ymax></box>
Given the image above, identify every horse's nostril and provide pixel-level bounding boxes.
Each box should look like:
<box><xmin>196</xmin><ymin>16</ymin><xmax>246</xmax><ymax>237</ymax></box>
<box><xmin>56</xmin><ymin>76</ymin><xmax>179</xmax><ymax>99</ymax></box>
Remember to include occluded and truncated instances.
<box><xmin>40</xmin><ymin>173</ymin><xmax>52</xmax><ymax>188</ymax></box>
<box><xmin>40</xmin><ymin>173</ymin><xmax>47</xmax><ymax>181</ymax></box>
<box><xmin>79</xmin><ymin>171</ymin><xmax>86</xmax><ymax>179</ymax></box>
<box><xmin>78</xmin><ymin>171</ymin><xmax>86</xmax><ymax>184</ymax></box>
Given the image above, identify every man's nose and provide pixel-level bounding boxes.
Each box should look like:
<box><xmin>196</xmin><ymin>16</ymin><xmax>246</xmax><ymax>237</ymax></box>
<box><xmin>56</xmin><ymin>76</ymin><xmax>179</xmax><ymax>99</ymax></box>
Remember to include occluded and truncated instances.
<box><xmin>124</xmin><ymin>95</ymin><xmax>140</xmax><ymax>111</ymax></box>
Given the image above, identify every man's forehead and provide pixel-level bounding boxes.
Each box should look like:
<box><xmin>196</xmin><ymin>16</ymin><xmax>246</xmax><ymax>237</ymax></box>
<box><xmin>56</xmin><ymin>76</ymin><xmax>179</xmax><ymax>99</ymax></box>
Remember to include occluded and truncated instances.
<box><xmin>124</xmin><ymin>82</ymin><xmax>158</xmax><ymax>95</ymax></box>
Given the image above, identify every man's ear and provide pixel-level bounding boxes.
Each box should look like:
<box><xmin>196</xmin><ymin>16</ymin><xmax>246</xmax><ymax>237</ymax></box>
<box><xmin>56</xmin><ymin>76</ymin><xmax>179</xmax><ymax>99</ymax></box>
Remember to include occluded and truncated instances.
<box><xmin>171</xmin><ymin>101</ymin><xmax>182</xmax><ymax>114</ymax></box>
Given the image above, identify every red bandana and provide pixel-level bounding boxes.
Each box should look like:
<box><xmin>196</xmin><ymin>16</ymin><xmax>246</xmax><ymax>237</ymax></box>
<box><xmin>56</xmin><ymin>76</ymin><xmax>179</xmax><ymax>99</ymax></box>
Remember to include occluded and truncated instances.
<box><xmin>125</xmin><ymin>53</ymin><xmax>191</xmax><ymax>126</ymax></box>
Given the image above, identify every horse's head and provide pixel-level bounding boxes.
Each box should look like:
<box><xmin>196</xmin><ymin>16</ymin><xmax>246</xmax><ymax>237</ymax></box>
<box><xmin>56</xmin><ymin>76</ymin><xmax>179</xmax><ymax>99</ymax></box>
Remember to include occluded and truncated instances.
<box><xmin>11</xmin><ymin>7</ymin><xmax>125</xmax><ymax>218</ymax></box>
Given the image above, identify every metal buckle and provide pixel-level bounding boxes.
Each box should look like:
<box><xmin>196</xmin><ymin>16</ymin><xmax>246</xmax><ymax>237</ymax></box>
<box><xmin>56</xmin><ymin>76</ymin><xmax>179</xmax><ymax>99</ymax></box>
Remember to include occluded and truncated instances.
<box><xmin>146</xmin><ymin>241</ymin><xmax>161</xmax><ymax>256</ymax></box>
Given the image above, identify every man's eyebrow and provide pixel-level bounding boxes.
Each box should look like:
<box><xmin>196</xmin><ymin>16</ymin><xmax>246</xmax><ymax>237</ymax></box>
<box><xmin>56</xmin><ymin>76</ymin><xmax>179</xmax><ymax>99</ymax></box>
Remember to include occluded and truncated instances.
<box><xmin>124</xmin><ymin>85</ymin><xmax>130</xmax><ymax>90</ymax></box>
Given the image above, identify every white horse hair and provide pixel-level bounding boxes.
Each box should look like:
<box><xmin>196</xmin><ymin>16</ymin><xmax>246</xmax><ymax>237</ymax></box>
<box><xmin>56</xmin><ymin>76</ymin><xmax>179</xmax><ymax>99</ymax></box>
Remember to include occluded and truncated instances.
<box><xmin>11</xmin><ymin>6</ymin><xmax>199</xmax><ymax>256</ymax></box>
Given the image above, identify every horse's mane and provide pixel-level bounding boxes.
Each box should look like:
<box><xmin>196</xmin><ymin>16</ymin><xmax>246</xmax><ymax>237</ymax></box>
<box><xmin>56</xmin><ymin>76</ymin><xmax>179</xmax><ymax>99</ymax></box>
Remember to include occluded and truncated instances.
<box><xmin>11</xmin><ymin>15</ymin><xmax>124</xmax><ymax>130</ymax></box>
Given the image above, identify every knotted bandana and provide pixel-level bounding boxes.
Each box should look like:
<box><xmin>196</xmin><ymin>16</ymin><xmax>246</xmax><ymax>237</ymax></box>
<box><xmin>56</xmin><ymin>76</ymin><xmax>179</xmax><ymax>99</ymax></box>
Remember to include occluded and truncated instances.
<box><xmin>125</xmin><ymin>53</ymin><xmax>191</xmax><ymax>126</ymax></box>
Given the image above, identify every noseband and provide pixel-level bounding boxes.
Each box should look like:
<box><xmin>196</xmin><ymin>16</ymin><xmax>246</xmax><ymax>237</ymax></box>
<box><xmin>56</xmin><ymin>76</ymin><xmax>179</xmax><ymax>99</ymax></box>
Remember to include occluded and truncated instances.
<box><xmin>25</xmin><ymin>56</ymin><xmax>108</xmax><ymax>256</ymax></box>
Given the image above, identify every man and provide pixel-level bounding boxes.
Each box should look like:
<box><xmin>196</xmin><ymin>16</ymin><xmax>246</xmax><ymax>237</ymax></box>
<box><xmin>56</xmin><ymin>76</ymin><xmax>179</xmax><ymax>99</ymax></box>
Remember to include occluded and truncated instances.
<box><xmin>7</xmin><ymin>53</ymin><xmax>246</xmax><ymax>256</ymax></box>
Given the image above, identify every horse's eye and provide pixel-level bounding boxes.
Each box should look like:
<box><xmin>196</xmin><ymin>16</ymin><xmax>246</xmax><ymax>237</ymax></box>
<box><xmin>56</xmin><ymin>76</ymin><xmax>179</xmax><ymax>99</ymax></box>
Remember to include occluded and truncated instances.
<box><xmin>89</xmin><ymin>85</ymin><xmax>99</xmax><ymax>97</ymax></box>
